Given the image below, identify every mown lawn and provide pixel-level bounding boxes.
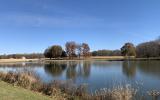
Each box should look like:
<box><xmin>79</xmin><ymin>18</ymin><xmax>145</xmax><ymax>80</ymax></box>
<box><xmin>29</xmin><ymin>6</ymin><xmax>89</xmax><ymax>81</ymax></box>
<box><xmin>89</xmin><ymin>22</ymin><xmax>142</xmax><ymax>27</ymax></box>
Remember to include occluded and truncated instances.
<box><xmin>0</xmin><ymin>81</ymin><xmax>53</xmax><ymax>100</ymax></box>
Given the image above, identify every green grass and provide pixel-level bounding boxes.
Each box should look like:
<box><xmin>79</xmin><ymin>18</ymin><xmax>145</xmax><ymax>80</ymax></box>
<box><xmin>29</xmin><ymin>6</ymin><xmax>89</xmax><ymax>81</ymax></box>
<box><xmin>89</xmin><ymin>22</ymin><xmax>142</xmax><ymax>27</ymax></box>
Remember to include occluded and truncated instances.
<box><xmin>0</xmin><ymin>81</ymin><xmax>53</xmax><ymax>100</ymax></box>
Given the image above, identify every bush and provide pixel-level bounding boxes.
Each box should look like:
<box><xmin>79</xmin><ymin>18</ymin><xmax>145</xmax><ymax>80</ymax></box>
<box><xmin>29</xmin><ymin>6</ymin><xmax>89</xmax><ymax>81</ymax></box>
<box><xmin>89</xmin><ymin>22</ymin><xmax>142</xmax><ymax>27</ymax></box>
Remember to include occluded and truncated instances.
<box><xmin>0</xmin><ymin>71</ymin><xmax>149</xmax><ymax>100</ymax></box>
<box><xmin>17</xmin><ymin>73</ymin><xmax>37</xmax><ymax>89</ymax></box>
<box><xmin>31</xmin><ymin>81</ymin><xmax>43</xmax><ymax>92</ymax></box>
<box><xmin>3</xmin><ymin>72</ymin><xmax>18</xmax><ymax>84</ymax></box>
<box><xmin>90</xmin><ymin>85</ymin><xmax>137</xmax><ymax>100</ymax></box>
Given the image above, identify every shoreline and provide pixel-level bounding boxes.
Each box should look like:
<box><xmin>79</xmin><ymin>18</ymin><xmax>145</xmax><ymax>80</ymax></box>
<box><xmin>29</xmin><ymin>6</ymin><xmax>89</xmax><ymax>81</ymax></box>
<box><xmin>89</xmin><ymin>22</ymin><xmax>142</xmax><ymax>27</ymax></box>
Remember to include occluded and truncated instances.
<box><xmin>0</xmin><ymin>56</ymin><xmax>160</xmax><ymax>63</ymax></box>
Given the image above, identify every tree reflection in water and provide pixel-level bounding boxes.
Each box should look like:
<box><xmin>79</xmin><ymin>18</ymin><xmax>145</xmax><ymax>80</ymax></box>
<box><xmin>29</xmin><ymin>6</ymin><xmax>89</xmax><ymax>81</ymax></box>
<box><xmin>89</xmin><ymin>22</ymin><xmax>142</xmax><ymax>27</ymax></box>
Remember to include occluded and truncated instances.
<box><xmin>137</xmin><ymin>61</ymin><xmax>160</xmax><ymax>78</ymax></box>
<box><xmin>66</xmin><ymin>61</ymin><xmax>77</xmax><ymax>79</ymax></box>
<box><xmin>44</xmin><ymin>61</ymin><xmax>91</xmax><ymax>80</ymax></box>
<box><xmin>76</xmin><ymin>61</ymin><xmax>91</xmax><ymax>78</ymax></box>
<box><xmin>66</xmin><ymin>61</ymin><xmax>91</xmax><ymax>79</ymax></box>
<box><xmin>122</xmin><ymin>61</ymin><xmax>137</xmax><ymax>78</ymax></box>
<box><xmin>82</xmin><ymin>61</ymin><xmax>91</xmax><ymax>78</ymax></box>
<box><xmin>44</xmin><ymin>62</ymin><xmax>67</xmax><ymax>77</ymax></box>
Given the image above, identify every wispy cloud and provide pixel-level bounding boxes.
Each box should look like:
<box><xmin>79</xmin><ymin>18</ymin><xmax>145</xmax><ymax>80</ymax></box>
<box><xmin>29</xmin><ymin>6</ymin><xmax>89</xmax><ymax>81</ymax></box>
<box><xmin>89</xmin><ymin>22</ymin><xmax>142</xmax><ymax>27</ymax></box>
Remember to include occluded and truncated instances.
<box><xmin>0</xmin><ymin>13</ymin><xmax>106</xmax><ymax>29</ymax></box>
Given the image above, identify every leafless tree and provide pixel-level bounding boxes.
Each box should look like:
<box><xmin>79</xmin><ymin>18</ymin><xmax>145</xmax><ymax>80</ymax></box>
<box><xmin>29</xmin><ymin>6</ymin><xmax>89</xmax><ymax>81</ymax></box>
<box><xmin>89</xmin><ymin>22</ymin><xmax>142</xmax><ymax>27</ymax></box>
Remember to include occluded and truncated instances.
<box><xmin>92</xmin><ymin>50</ymin><xmax>121</xmax><ymax>56</ymax></box>
<box><xmin>136</xmin><ymin>41</ymin><xmax>160</xmax><ymax>58</ymax></box>
<box><xmin>76</xmin><ymin>43</ymin><xmax>82</xmax><ymax>58</ymax></box>
<box><xmin>65</xmin><ymin>41</ymin><xmax>76</xmax><ymax>59</ymax></box>
<box><xmin>82</xmin><ymin>43</ymin><xmax>90</xmax><ymax>57</ymax></box>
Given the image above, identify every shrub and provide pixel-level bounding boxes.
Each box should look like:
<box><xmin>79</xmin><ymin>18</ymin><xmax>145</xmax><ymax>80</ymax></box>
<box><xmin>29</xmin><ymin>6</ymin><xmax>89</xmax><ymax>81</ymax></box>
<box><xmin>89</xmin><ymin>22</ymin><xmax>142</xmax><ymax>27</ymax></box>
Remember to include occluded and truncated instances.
<box><xmin>90</xmin><ymin>85</ymin><xmax>137</xmax><ymax>100</ymax></box>
<box><xmin>17</xmin><ymin>73</ymin><xmax>37</xmax><ymax>89</ymax></box>
<box><xmin>3</xmin><ymin>72</ymin><xmax>18</xmax><ymax>84</ymax></box>
<box><xmin>0</xmin><ymin>72</ymin><xmax>6</xmax><ymax>80</ymax></box>
<box><xmin>0</xmin><ymin>71</ymin><xmax>144</xmax><ymax>100</ymax></box>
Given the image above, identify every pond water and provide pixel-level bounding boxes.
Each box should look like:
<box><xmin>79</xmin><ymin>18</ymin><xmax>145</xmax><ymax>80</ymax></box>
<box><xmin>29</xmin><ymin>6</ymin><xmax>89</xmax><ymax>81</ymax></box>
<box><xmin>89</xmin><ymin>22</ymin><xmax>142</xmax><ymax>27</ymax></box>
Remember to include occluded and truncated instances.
<box><xmin>0</xmin><ymin>60</ymin><xmax>160</xmax><ymax>97</ymax></box>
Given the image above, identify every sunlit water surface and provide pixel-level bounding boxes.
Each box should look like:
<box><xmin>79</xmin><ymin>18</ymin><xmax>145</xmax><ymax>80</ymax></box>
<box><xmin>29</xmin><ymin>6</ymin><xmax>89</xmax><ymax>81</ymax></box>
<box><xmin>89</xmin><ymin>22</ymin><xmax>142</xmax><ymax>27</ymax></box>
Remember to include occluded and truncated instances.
<box><xmin>0</xmin><ymin>60</ymin><xmax>160</xmax><ymax>99</ymax></box>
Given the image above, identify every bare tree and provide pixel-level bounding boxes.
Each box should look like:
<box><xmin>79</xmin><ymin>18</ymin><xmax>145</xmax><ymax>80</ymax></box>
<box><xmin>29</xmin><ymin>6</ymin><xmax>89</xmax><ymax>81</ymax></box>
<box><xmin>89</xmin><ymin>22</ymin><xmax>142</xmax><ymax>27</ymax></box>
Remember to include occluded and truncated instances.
<box><xmin>82</xmin><ymin>43</ymin><xmax>90</xmax><ymax>57</ymax></box>
<box><xmin>76</xmin><ymin>43</ymin><xmax>82</xmax><ymax>59</ymax></box>
<box><xmin>91</xmin><ymin>50</ymin><xmax>121</xmax><ymax>56</ymax></box>
<box><xmin>65</xmin><ymin>41</ymin><xmax>76</xmax><ymax>59</ymax></box>
<box><xmin>136</xmin><ymin>41</ymin><xmax>160</xmax><ymax>58</ymax></box>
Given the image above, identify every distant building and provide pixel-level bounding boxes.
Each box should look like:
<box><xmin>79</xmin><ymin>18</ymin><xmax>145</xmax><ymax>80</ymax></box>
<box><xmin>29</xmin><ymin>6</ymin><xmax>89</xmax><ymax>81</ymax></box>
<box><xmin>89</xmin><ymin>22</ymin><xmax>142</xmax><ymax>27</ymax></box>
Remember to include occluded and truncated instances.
<box><xmin>22</xmin><ymin>57</ymin><xmax>26</xmax><ymax>60</ymax></box>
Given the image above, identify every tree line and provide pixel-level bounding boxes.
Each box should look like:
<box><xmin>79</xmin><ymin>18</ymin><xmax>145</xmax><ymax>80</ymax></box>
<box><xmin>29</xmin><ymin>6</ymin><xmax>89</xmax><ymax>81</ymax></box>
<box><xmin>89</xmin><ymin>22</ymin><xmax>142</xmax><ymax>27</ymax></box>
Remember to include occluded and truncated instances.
<box><xmin>0</xmin><ymin>53</ymin><xmax>44</xmax><ymax>59</ymax></box>
<box><xmin>44</xmin><ymin>41</ymin><xmax>90</xmax><ymax>59</ymax></box>
<box><xmin>44</xmin><ymin>37</ymin><xmax>160</xmax><ymax>59</ymax></box>
<box><xmin>1</xmin><ymin>37</ymin><xmax>159</xmax><ymax>59</ymax></box>
<box><xmin>120</xmin><ymin>37</ymin><xmax>160</xmax><ymax>58</ymax></box>
<box><xmin>92</xmin><ymin>36</ymin><xmax>160</xmax><ymax>58</ymax></box>
<box><xmin>92</xmin><ymin>50</ymin><xmax>121</xmax><ymax>56</ymax></box>
<box><xmin>136</xmin><ymin>39</ymin><xmax>160</xmax><ymax>58</ymax></box>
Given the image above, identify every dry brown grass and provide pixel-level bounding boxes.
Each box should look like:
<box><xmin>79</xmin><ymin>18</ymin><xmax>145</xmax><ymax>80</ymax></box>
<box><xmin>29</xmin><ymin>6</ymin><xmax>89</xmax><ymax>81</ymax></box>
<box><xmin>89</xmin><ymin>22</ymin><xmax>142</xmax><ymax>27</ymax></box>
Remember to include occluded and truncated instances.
<box><xmin>0</xmin><ymin>59</ymin><xmax>39</xmax><ymax>63</ymax></box>
<box><xmin>91</xmin><ymin>56</ymin><xmax>125</xmax><ymax>59</ymax></box>
<box><xmin>1</xmin><ymin>71</ymin><xmax>158</xmax><ymax>100</ymax></box>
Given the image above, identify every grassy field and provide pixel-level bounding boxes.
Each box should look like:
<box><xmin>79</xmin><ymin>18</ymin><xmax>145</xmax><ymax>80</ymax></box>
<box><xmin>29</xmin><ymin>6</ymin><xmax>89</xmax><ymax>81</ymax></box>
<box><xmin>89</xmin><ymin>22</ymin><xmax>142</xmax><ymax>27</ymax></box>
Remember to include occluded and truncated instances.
<box><xmin>91</xmin><ymin>56</ymin><xmax>125</xmax><ymax>59</ymax></box>
<box><xmin>0</xmin><ymin>81</ymin><xmax>53</xmax><ymax>100</ymax></box>
<box><xmin>0</xmin><ymin>59</ymin><xmax>39</xmax><ymax>63</ymax></box>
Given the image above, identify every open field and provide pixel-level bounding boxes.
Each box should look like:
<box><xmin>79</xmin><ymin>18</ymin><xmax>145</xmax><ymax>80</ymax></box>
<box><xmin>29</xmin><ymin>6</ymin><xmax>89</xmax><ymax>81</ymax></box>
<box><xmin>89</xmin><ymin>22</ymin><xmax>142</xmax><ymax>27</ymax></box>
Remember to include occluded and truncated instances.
<box><xmin>91</xmin><ymin>56</ymin><xmax>125</xmax><ymax>60</ymax></box>
<box><xmin>44</xmin><ymin>56</ymin><xmax>126</xmax><ymax>61</ymax></box>
<box><xmin>0</xmin><ymin>59</ymin><xmax>39</xmax><ymax>63</ymax></box>
<box><xmin>0</xmin><ymin>81</ymin><xmax>53</xmax><ymax>100</ymax></box>
<box><xmin>91</xmin><ymin>56</ymin><xmax>160</xmax><ymax>61</ymax></box>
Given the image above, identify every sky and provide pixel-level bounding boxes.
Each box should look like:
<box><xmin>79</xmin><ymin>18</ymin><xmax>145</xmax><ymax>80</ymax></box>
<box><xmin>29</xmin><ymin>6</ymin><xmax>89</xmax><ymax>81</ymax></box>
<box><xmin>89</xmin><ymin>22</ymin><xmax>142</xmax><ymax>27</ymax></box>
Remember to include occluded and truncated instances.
<box><xmin>0</xmin><ymin>0</ymin><xmax>160</xmax><ymax>54</ymax></box>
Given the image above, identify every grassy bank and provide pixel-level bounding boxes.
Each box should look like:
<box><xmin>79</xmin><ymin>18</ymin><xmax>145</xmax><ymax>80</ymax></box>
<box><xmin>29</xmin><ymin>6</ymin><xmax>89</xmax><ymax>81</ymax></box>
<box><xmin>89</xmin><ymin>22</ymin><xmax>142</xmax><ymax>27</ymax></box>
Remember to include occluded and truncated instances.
<box><xmin>0</xmin><ymin>81</ymin><xmax>53</xmax><ymax>100</ymax></box>
<box><xmin>0</xmin><ymin>71</ymin><xmax>139</xmax><ymax>100</ymax></box>
<box><xmin>1</xmin><ymin>71</ymin><xmax>160</xmax><ymax>100</ymax></box>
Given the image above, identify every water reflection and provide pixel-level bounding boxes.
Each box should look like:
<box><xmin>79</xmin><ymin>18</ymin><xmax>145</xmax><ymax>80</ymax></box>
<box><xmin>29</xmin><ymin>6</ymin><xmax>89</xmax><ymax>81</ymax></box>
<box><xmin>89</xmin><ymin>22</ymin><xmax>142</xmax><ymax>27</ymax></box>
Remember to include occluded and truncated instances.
<box><xmin>82</xmin><ymin>61</ymin><xmax>91</xmax><ymax>77</ymax></box>
<box><xmin>76</xmin><ymin>61</ymin><xmax>91</xmax><ymax>78</ymax></box>
<box><xmin>44</xmin><ymin>62</ymin><xmax>67</xmax><ymax>77</ymax></box>
<box><xmin>122</xmin><ymin>61</ymin><xmax>137</xmax><ymax>78</ymax></box>
<box><xmin>137</xmin><ymin>61</ymin><xmax>160</xmax><ymax>78</ymax></box>
<box><xmin>66</xmin><ymin>61</ymin><xmax>78</xmax><ymax>79</ymax></box>
<box><xmin>0</xmin><ymin>60</ymin><xmax>160</xmax><ymax>96</ymax></box>
<box><xmin>0</xmin><ymin>62</ymin><xmax>44</xmax><ymax>68</ymax></box>
<box><xmin>44</xmin><ymin>61</ymin><xmax>91</xmax><ymax>80</ymax></box>
<box><xmin>0</xmin><ymin>62</ymin><xmax>44</xmax><ymax>73</ymax></box>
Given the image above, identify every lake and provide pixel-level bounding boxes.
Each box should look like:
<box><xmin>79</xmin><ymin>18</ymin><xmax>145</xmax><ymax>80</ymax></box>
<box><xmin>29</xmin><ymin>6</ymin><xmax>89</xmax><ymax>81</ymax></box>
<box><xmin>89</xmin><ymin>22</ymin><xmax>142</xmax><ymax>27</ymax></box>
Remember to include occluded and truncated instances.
<box><xmin>0</xmin><ymin>60</ymin><xmax>160</xmax><ymax>97</ymax></box>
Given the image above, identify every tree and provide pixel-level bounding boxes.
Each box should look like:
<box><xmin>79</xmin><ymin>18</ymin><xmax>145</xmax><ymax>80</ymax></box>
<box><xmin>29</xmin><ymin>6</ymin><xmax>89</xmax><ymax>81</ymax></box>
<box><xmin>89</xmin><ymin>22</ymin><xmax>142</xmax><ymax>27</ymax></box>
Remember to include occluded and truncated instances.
<box><xmin>50</xmin><ymin>45</ymin><xmax>63</xmax><ymax>58</ymax></box>
<box><xmin>136</xmin><ymin>41</ymin><xmax>160</xmax><ymax>58</ymax></box>
<box><xmin>65</xmin><ymin>41</ymin><xmax>77</xmax><ymax>58</ymax></box>
<box><xmin>61</xmin><ymin>50</ymin><xmax>67</xmax><ymax>58</ymax></box>
<box><xmin>91</xmin><ymin>50</ymin><xmax>121</xmax><ymax>56</ymax></box>
<box><xmin>44</xmin><ymin>47</ymin><xmax>52</xmax><ymax>59</ymax></box>
<box><xmin>44</xmin><ymin>45</ymin><xmax>63</xmax><ymax>59</ymax></box>
<box><xmin>82</xmin><ymin>43</ymin><xmax>90</xmax><ymax>57</ymax></box>
<box><xmin>44</xmin><ymin>62</ymin><xmax>67</xmax><ymax>77</ymax></box>
<box><xmin>121</xmin><ymin>43</ymin><xmax>136</xmax><ymax>56</ymax></box>
<box><xmin>76</xmin><ymin>44</ymin><xmax>82</xmax><ymax>58</ymax></box>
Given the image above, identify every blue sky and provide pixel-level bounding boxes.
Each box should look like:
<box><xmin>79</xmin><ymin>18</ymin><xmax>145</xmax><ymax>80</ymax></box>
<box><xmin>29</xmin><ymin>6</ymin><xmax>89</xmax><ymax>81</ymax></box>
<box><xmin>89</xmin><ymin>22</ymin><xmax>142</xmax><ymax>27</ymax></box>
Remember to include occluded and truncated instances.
<box><xmin>0</xmin><ymin>0</ymin><xmax>160</xmax><ymax>54</ymax></box>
